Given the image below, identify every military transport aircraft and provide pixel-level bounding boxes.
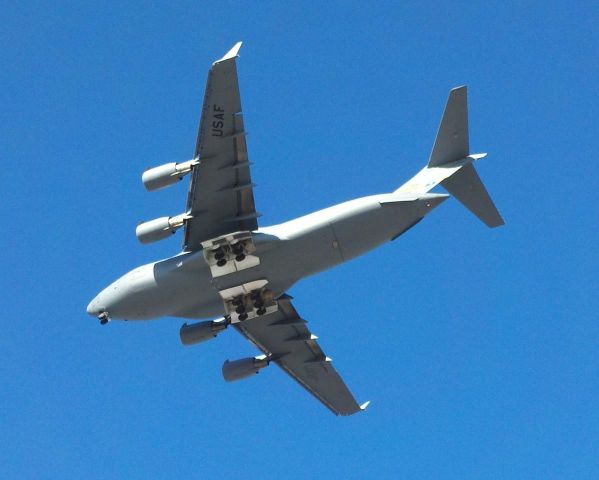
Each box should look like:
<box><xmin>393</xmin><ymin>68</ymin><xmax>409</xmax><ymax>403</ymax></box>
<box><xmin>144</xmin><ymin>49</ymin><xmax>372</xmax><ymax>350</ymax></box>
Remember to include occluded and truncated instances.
<box><xmin>87</xmin><ymin>42</ymin><xmax>504</xmax><ymax>416</ymax></box>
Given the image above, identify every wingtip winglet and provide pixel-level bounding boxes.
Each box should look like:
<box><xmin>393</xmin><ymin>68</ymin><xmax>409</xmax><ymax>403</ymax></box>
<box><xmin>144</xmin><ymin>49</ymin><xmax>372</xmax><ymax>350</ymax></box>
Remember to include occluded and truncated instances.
<box><xmin>360</xmin><ymin>400</ymin><xmax>371</xmax><ymax>411</ymax></box>
<box><xmin>215</xmin><ymin>41</ymin><xmax>243</xmax><ymax>64</ymax></box>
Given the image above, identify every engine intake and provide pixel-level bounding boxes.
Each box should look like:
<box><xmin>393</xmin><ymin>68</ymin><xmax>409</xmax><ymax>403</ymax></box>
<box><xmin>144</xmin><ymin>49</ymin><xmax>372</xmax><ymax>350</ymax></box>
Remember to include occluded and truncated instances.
<box><xmin>135</xmin><ymin>212</ymin><xmax>191</xmax><ymax>244</ymax></box>
<box><xmin>222</xmin><ymin>355</ymin><xmax>269</xmax><ymax>382</ymax></box>
<box><xmin>142</xmin><ymin>159</ymin><xmax>199</xmax><ymax>191</ymax></box>
<box><xmin>179</xmin><ymin>319</ymin><xmax>228</xmax><ymax>346</ymax></box>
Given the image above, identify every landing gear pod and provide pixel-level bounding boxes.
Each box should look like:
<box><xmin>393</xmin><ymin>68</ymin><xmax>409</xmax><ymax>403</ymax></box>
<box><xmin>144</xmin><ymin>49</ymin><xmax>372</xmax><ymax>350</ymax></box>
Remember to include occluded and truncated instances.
<box><xmin>179</xmin><ymin>319</ymin><xmax>228</xmax><ymax>346</ymax></box>
<box><xmin>222</xmin><ymin>355</ymin><xmax>269</xmax><ymax>382</ymax></box>
<box><xmin>135</xmin><ymin>212</ymin><xmax>191</xmax><ymax>244</ymax></box>
<box><xmin>142</xmin><ymin>159</ymin><xmax>199</xmax><ymax>191</ymax></box>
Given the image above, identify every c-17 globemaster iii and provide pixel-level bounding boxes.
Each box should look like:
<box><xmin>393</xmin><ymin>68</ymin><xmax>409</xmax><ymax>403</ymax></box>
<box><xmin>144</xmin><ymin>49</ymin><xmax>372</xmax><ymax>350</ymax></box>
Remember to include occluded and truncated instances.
<box><xmin>87</xmin><ymin>43</ymin><xmax>504</xmax><ymax>416</ymax></box>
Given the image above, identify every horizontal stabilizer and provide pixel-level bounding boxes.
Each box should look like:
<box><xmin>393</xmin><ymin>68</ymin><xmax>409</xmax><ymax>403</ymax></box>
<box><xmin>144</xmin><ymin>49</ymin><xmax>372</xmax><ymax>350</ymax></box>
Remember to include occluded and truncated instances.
<box><xmin>441</xmin><ymin>163</ymin><xmax>504</xmax><ymax>228</ymax></box>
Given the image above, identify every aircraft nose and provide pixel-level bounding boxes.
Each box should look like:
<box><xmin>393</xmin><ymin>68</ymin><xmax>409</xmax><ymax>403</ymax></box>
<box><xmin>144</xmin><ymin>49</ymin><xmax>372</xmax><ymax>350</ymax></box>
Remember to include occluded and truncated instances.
<box><xmin>86</xmin><ymin>297</ymin><xmax>99</xmax><ymax>316</ymax></box>
<box><xmin>87</xmin><ymin>291</ymin><xmax>108</xmax><ymax>317</ymax></box>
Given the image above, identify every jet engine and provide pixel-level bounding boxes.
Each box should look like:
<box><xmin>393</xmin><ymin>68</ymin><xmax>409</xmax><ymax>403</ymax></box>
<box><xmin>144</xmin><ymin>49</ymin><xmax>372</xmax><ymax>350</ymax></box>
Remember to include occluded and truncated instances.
<box><xmin>222</xmin><ymin>355</ymin><xmax>269</xmax><ymax>382</ymax></box>
<box><xmin>179</xmin><ymin>319</ymin><xmax>228</xmax><ymax>346</ymax></box>
<box><xmin>142</xmin><ymin>159</ymin><xmax>199</xmax><ymax>191</ymax></box>
<box><xmin>135</xmin><ymin>212</ymin><xmax>191</xmax><ymax>244</ymax></box>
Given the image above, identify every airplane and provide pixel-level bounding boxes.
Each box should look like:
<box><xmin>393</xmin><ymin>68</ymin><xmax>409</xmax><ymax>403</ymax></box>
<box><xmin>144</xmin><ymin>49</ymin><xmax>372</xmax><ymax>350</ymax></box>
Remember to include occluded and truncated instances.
<box><xmin>86</xmin><ymin>42</ymin><xmax>504</xmax><ymax>416</ymax></box>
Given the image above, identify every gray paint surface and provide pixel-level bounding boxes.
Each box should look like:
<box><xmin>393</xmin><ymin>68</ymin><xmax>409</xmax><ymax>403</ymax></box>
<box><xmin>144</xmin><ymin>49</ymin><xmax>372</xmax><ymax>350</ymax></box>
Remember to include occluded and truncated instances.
<box><xmin>87</xmin><ymin>44</ymin><xmax>503</xmax><ymax>415</ymax></box>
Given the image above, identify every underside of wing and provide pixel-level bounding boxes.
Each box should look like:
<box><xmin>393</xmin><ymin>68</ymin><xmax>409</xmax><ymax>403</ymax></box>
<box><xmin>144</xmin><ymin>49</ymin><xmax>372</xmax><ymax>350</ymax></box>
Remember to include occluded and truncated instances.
<box><xmin>184</xmin><ymin>43</ymin><xmax>259</xmax><ymax>251</ymax></box>
<box><xmin>234</xmin><ymin>295</ymin><xmax>368</xmax><ymax>416</ymax></box>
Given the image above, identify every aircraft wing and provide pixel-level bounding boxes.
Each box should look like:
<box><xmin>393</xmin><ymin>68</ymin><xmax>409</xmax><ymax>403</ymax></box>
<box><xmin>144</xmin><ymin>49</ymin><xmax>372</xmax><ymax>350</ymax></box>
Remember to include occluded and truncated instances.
<box><xmin>233</xmin><ymin>295</ymin><xmax>368</xmax><ymax>416</ymax></box>
<box><xmin>183</xmin><ymin>42</ymin><xmax>259</xmax><ymax>251</ymax></box>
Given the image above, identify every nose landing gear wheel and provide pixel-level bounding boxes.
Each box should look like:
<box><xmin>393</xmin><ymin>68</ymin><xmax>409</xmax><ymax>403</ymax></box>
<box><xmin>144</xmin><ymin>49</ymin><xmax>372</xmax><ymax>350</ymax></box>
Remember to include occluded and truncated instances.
<box><xmin>238</xmin><ymin>313</ymin><xmax>248</xmax><ymax>321</ymax></box>
<box><xmin>256</xmin><ymin>307</ymin><xmax>266</xmax><ymax>316</ymax></box>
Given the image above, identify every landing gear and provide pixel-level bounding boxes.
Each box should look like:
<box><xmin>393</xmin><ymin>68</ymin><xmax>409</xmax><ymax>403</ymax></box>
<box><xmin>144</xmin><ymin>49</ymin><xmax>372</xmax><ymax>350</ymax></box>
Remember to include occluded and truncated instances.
<box><xmin>98</xmin><ymin>312</ymin><xmax>110</xmax><ymax>325</ymax></box>
<box><xmin>213</xmin><ymin>247</ymin><xmax>227</xmax><ymax>267</ymax></box>
<box><xmin>248</xmin><ymin>290</ymin><xmax>268</xmax><ymax>315</ymax></box>
<box><xmin>202</xmin><ymin>232</ymin><xmax>257</xmax><ymax>276</ymax></box>
<box><xmin>232</xmin><ymin>242</ymin><xmax>246</xmax><ymax>262</ymax></box>
<box><xmin>250</xmin><ymin>291</ymin><xmax>264</xmax><ymax>310</ymax></box>
<box><xmin>232</xmin><ymin>297</ymin><xmax>243</xmax><ymax>307</ymax></box>
<box><xmin>212</xmin><ymin>242</ymin><xmax>247</xmax><ymax>266</ymax></box>
<box><xmin>221</xmin><ymin>282</ymin><xmax>276</xmax><ymax>323</ymax></box>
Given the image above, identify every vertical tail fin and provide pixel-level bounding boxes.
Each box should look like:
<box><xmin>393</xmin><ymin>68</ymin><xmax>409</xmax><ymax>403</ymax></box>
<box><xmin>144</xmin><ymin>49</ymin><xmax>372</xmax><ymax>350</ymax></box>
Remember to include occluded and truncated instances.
<box><xmin>396</xmin><ymin>86</ymin><xmax>504</xmax><ymax>228</ymax></box>
<box><xmin>428</xmin><ymin>86</ymin><xmax>469</xmax><ymax>168</ymax></box>
<box><xmin>430</xmin><ymin>86</ymin><xmax>504</xmax><ymax>227</ymax></box>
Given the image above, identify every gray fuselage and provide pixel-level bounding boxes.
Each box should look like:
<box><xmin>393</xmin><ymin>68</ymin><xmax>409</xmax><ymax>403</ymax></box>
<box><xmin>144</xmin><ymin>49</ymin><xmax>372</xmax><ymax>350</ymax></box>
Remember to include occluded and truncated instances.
<box><xmin>87</xmin><ymin>193</ymin><xmax>446</xmax><ymax>321</ymax></box>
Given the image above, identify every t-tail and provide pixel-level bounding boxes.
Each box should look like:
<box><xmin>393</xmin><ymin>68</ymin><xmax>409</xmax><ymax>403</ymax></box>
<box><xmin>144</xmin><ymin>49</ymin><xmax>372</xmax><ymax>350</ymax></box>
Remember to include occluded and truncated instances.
<box><xmin>396</xmin><ymin>86</ymin><xmax>504</xmax><ymax>228</ymax></box>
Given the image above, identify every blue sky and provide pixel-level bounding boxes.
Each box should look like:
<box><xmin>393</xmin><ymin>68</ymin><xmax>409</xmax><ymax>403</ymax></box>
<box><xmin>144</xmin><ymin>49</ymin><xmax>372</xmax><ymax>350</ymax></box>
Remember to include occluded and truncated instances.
<box><xmin>1</xmin><ymin>1</ymin><xmax>597</xmax><ymax>478</ymax></box>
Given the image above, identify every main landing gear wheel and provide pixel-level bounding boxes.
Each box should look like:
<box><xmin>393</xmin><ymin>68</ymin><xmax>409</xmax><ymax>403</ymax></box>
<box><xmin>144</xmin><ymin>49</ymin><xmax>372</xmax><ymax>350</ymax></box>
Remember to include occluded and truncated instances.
<box><xmin>232</xmin><ymin>297</ymin><xmax>243</xmax><ymax>307</ymax></box>
<box><xmin>235</xmin><ymin>305</ymin><xmax>246</xmax><ymax>315</ymax></box>
<box><xmin>231</xmin><ymin>243</ymin><xmax>245</xmax><ymax>262</ymax></box>
<box><xmin>213</xmin><ymin>247</ymin><xmax>227</xmax><ymax>267</ymax></box>
<box><xmin>256</xmin><ymin>307</ymin><xmax>266</xmax><ymax>316</ymax></box>
<box><xmin>238</xmin><ymin>313</ymin><xmax>248</xmax><ymax>321</ymax></box>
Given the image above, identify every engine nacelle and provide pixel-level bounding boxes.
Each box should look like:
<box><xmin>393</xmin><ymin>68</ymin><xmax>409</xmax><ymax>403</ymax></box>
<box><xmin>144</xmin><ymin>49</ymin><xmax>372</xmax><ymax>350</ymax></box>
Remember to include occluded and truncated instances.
<box><xmin>135</xmin><ymin>212</ymin><xmax>190</xmax><ymax>244</ymax></box>
<box><xmin>179</xmin><ymin>319</ymin><xmax>228</xmax><ymax>346</ymax></box>
<box><xmin>142</xmin><ymin>159</ymin><xmax>199</xmax><ymax>191</ymax></box>
<box><xmin>222</xmin><ymin>355</ymin><xmax>269</xmax><ymax>382</ymax></box>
